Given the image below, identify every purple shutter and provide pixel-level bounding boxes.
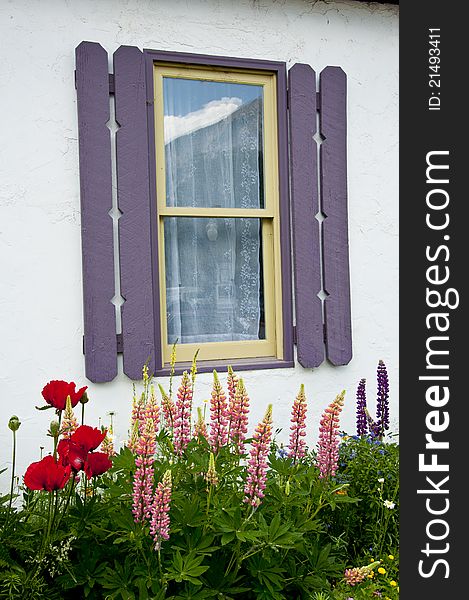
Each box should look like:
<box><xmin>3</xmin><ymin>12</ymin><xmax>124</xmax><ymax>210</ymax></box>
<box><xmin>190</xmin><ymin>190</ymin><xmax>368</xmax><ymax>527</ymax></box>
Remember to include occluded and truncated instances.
<box><xmin>319</xmin><ymin>66</ymin><xmax>352</xmax><ymax>365</ymax></box>
<box><xmin>288</xmin><ymin>64</ymin><xmax>324</xmax><ymax>368</ymax></box>
<box><xmin>113</xmin><ymin>46</ymin><xmax>157</xmax><ymax>379</ymax></box>
<box><xmin>75</xmin><ymin>42</ymin><xmax>117</xmax><ymax>382</ymax></box>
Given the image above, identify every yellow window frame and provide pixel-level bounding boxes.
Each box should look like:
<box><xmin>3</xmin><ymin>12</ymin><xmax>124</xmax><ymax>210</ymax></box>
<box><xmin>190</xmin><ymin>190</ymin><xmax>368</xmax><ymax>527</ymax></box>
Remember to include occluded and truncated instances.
<box><xmin>153</xmin><ymin>63</ymin><xmax>283</xmax><ymax>365</ymax></box>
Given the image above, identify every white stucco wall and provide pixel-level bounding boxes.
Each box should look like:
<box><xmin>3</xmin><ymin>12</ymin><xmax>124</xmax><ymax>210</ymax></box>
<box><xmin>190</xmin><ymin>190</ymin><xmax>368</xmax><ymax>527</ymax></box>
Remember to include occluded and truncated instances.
<box><xmin>0</xmin><ymin>0</ymin><xmax>398</xmax><ymax>487</ymax></box>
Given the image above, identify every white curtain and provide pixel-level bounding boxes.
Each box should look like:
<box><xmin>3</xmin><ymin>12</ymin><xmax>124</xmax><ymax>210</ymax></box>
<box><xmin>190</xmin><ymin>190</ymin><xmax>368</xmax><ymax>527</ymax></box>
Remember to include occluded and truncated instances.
<box><xmin>163</xmin><ymin>78</ymin><xmax>265</xmax><ymax>344</ymax></box>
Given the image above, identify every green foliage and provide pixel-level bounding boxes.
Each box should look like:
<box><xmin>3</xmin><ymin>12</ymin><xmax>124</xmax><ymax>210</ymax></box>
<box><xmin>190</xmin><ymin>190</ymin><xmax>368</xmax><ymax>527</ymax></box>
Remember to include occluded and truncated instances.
<box><xmin>0</xmin><ymin>370</ymin><xmax>399</xmax><ymax>599</ymax></box>
<box><xmin>326</xmin><ymin>433</ymin><xmax>399</xmax><ymax>562</ymax></box>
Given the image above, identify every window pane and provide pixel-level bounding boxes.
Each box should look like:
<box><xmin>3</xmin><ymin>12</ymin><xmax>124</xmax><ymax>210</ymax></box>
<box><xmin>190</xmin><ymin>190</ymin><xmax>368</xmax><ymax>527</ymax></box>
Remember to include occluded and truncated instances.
<box><xmin>163</xmin><ymin>77</ymin><xmax>264</xmax><ymax>209</ymax></box>
<box><xmin>164</xmin><ymin>217</ymin><xmax>265</xmax><ymax>344</ymax></box>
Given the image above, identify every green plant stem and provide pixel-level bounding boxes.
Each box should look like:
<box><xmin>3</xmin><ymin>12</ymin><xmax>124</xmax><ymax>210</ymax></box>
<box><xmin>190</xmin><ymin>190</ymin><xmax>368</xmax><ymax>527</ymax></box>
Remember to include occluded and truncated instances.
<box><xmin>224</xmin><ymin>538</ymin><xmax>241</xmax><ymax>577</ymax></box>
<box><xmin>157</xmin><ymin>547</ymin><xmax>163</xmax><ymax>584</ymax></box>
<box><xmin>6</xmin><ymin>429</ymin><xmax>17</xmax><ymax>524</ymax></box>
<box><xmin>56</xmin><ymin>477</ymin><xmax>76</xmax><ymax>530</ymax></box>
<box><xmin>81</xmin><ymin>402</ymin><xmax>85</xmax><ymax>426</ymax></box>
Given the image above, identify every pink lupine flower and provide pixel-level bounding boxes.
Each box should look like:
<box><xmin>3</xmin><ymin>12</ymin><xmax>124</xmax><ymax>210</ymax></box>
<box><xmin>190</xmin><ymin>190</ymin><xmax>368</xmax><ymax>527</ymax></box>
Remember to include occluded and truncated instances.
<box><xmin>158</xmin><ymin>384</ymin><xmax>175</xmax><ymax>430</ymax></box>
<box><xmin>173</xmin><ymin>371</ymin><xmax>193</xmax><ymax>456</ymax></box>
<box><xmin>288</xmin><ymin>384</ymin><xmax>308</xmax><ymax>463</ymax></box>
<box><xmin>132</xmin><ymin>415</ymin><xmax>156</xmax><ymax>522</ymax></box>
<box><xmin>101</xmin><ymin>429</ymin><xmax>115</xmax><ymax>456</ymax></box>
<box><xmin>228</xmin><ymin>378</ymin><xmax>250</xmax><ymax>453</ymax></box>
<box><xmin>150</xmin><ymin>469</ymin><xmax>172</xmax><ymax>550</ymax></box>
<box><xmin>209</xmin><ymin>370</ymin><xmax>229</xmax><ymax>453</ymax></box>
<box><xmin>127</xmin><ymin>387</ymin><xmax>144</xmax><ymax>452</ymax></box>
<box><xmin>316</xmin><ymin>391</ymin><xmax>345</xmax><ymax>479</ymax></box>
<box><xmin>226</xmin><ymin>365</ymin><xmax>238</xmax><ymax>435</ymax></box>
<box><xmin>61</xmin><ymin>396</ymin><xmax>79</xmax><ymax>438</ymax></box>
<box><xmin>344</xmin><ymin>561</ymin><xmax>380</xmax><ymax>586</ymax></box>
<box><xmin>194</xmin><ymin>406</ymin><xmax>208</xmax><ymax>440</ymax></box>
<box><xmin>146</xmin><ymin>386</ymin><xmax>160</xmax><ymax>434</ymax></box>
<box><xmin>244</xmin><ymin>404</ymin><xmax>273</xmax><ymax>508</ymax></box>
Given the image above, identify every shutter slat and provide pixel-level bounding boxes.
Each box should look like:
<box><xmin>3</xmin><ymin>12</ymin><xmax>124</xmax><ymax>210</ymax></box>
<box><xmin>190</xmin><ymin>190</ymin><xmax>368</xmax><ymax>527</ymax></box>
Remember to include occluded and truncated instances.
<box><xmin>319</xmin><ymin>66</ymin><xmax>352</xmax><ymax>365</ymax></box>
<box><xmin>75</xmin><ymin>42</ymin><xmax>117</xmax><ymax>382</ymax></box>
<box><xmin>288</xmin><ymin>63</ymin><xmax>324</xmax><ymax>368</ymax></box>
<box><xmin>114</xmin><ymin>45</ymin><xmax>157</xmax><ymax>379</ymax></box>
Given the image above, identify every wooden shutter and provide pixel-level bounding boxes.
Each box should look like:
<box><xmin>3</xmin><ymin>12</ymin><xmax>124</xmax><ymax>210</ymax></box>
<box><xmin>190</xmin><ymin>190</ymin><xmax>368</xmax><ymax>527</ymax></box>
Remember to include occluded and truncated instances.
<box><xmin>289</xmin><ymin>64</ymin><xmax>352</xmax><ymax>367</ymax></box>
<box><xmin>76</xmin><ymin>42</ymin><xmax>158</xmax><ymax>382</ymax></box>
<box><xmin>75</xmin><ymin>42</ymin><xmax>117</xmax><ymax>382</ymax></box>
<box><xmin>113</xmin><ymin>45</ymin><xmax>158</xmax><ymax>379</ymax></box>
<box><xmin>288</xmin><ymin>64</ymin><xmax>324</xmax><ymax>368</ymax></box>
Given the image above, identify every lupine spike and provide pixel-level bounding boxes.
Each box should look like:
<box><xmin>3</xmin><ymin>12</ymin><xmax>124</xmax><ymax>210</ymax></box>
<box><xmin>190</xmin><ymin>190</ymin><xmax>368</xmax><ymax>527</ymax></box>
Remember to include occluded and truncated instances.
<box><xmin>128</xmin><ymin>384</ymin><xmax>144</xmax><ymax>451</ymax></box>
<box><xmin>173</xmin><ymin>371</ymin><xmax>193</xmax><ymax>456</ymax></box>
<box><xmin>344</xmin><ymin>562</ymin><xmax>381</xmax><ymax>586</ymax></box>
<box><xmin>150</xmin><ymin>469</ymin><xmax>172</xmax><ymax>550</ymax></box>
<box><xmin>191</xmin><ymin>349</ymin><xmax>199</xmax><ymax>388</ymax></box>
<box><xmin>61</xmin><ymin>395</ymin><xmax>79</xmax><ymax>438</ymax></box>
<box><xmin>194</xmin><ymin>406</ymin><xmax>208</xmax><ymax>440</ymax></box>
<box><xmin>244</xmin><ymin>404</ymin><xmax>273</xmax><ymax>507</ymax></box>
<box><xmin>228</xmin><ymin>378</ymin><xmax>250</xmax><ymax>453</ymax></box>
<box><xmin>376</xmin><ymin>360</ymin><xmax>390</xmax><ymax>436</ymax></box>
<box><xmin>101</xmin><ymin>426</ymin><xmax>115</xmax><ymax>456</ymax></box>
<box><xmin>132</xmin><ymin>414</ymin><xmax>156</xmax><ymax>522</ymax></box>
<box><xmin>205</xmin><ymin>452</ymin><xmax>219</xmax><ymax>486</ymax></box>
<box><xmin>209</xmin><ymin>370</ymin><xmax>229</xmax><ymax>453</ymax></box>
<box><xmin>168</xmin><ymin>341</ymin><xmax>177</xmax><ymax>400</ymax></box>
<box><xmin>316</xmin><ymin>391</ymin><xmax>345</xmax><ymax>479</ymax></box>
<box><xmin>364</xmin><ymin>407</ymin><xmax>381</xmax><ymax>439</ymax></box>
<box><xmin>146</xmin><ymin>386</ymin><xmax>160</xmax><ymax>434</ymax></box>
<box><xmin>159</xmin><ymin>384</ymin><xmax>175</xmax><ymax>430</ymax></box>
<box><xmin>287</xmin><ymin>384</ymin><xmax>308</xmax><ymax>463</ymax></box>
<box><xmin>356</xmin><ymin>378</ymin><xmax>368</xmax><ymax>436</ymax></box>
<box><xmin>227</xmin><ymin>365</ymin><xmax>239</xmax><ymax>438</ymax></box>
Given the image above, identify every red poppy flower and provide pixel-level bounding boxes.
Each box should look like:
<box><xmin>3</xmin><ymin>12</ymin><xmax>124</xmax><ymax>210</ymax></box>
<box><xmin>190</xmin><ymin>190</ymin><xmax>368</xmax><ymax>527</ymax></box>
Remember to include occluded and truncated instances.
<box><xmin>24</xmin><ymin>455</ymin><xmax>71</xmax><ymax>491</ymax></box>
<box><xmin>42</xmin><ymin>380</ymin><xmax>88</xmax><ymax>411</ymax></box>
<box><xmin>84</xmin><ymin>452</ymin><xmax>112</xmax><ymax>479</ymax></box>
<box><xmin>71</xmin><ymin>425</ymin><xmax>106</xmax><ymax>452</ymax></box>
<box><xmin>57</xmin><ymin>439</ymin><xmax>88</xmax><ymax>471</ymax></box>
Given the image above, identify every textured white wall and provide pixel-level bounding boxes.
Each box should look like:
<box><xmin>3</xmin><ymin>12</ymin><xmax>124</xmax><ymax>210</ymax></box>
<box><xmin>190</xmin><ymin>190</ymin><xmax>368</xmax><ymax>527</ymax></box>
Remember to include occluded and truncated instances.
<box><xmin>0</xmin><ymin>0</ymin><xmax>399</xmax><ymax>487</ymax></box>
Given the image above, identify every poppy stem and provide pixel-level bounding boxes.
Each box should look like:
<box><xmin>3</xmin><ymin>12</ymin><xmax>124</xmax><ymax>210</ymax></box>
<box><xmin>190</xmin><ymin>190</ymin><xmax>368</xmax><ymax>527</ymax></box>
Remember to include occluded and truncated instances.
<box><xmin>81</xmin><ymin>402</ymin><xmax>85</xmax><ymax>426</ymax></box>
<box><xmin>6</xmin><ymin>429</ymin><xmax>17</xmax><ymax>524</ymax></box>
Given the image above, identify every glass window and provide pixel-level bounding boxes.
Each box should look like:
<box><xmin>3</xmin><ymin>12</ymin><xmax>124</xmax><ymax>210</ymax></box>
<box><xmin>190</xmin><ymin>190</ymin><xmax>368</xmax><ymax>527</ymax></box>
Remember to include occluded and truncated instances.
<box><xmin>154</xmin><ymin>64</ymin><xmax>282</xmax><ymax>364</ymax></box>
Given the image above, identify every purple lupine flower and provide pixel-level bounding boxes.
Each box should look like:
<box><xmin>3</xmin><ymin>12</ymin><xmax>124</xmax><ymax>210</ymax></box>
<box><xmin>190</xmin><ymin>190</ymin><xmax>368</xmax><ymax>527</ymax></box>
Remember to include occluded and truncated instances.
<box><xmin>150</xmin><ymin>469</ymin><xmax>172</xmax><ymax>550</ymax></box>
<box><xmin>288</xmin><ymin>384</ymin><xmax>308</xmax><ymax>463</ymax></box>
<box><xmin>376</xmin><ymin>360</ymin><xmax>390</xmax><ymax>435</ymax></box>
<box><xmin>173</xmin><ymin>371</ymin><xmax>193</xmax><ymax>456</ymax></box>
<box><xmin>244</xmin><ymin>405</ymin><xmax>273</xmax><ymax>507</ymax></box>
<box><xmin>365</xmin><ymin>407</ymin><xmax>382</xmax><ymax>440</ymax></box>
<box><xmin>356</xmin><ymin>378</ymin><xmax>368</xmax><ymax>436</ymax></box>
<box><xmin>316</xmin><ymin>391</ymin><xmax>345</xmax><ymax>479</ymax></box>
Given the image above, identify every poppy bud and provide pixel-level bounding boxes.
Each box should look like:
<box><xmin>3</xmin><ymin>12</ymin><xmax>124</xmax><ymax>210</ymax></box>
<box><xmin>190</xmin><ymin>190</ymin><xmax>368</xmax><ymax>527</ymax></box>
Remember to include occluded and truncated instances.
<box><xmin>80</xmin><ymin>390</ymin><xmax>89</xmax><ymax>404</ymax></box>
<box><xmin>285</xmin><ymin>480</ymin><xmax>290</xmax><ymax>496</ymax></box>
<box><xmin>49</xmin><ymin>420</ymin><xmax>60</xmax><ymax>438</ymax></box>
<box><xmin>8</xmin><ymin>415</ymin><xmax>21</xmax><ymax>432</ymax></box>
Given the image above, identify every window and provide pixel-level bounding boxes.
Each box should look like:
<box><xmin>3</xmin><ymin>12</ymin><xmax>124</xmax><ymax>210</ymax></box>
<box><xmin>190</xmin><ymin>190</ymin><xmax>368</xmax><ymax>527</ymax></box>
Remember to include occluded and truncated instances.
<box><xmin>152</xmin><ymin>63</ymin><xmax>284</xmax><ymax>365</ymax></box>
<box><xmin>75</xmin><ymin>42</ymin><xmax>352</xmax><ymax>382</ymax></box>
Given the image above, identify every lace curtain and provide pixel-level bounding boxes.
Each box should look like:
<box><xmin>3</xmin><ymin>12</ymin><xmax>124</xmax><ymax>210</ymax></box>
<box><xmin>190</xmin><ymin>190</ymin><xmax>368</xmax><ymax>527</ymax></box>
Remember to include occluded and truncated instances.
<box><xmin>163</xmin><ymin>77</ymin><xmax>265</xmax><ymax>344</ymax></box>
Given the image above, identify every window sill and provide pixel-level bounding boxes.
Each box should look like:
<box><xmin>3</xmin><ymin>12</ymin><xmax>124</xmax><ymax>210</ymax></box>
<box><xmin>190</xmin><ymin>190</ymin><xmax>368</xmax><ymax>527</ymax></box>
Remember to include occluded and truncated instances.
<box><xmin>154</xmin><ymin>356</ymin><xmax>295</xmax><ymax>377</ymax></box>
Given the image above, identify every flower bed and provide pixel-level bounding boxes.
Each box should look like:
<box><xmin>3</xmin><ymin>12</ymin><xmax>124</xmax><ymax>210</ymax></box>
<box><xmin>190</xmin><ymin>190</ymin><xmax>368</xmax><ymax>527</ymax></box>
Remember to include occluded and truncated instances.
<box><xmin>0</xmin><ymin>360</ymin><xmax>399</xmax><ymax>599</ymax></box>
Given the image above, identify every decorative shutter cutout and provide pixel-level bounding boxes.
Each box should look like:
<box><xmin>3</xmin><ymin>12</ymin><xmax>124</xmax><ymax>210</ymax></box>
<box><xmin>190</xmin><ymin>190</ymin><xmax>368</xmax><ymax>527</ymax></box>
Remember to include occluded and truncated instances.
<box><xmin>289</xmin><ymin>63</ymin><xmax>352</xmax><ymax>367</ymax></box>
<box><xmin>113</xmin><ymin>45</ymin><xmax>158</xmax><ymax>379</ymax></box>
<box><xmin>75</xmin><ymin>42</ymin><xmax>117</xmax><ymax>382</ymax></box>
<box><xmin>288</xmin><ymin>64</ymin><xmax>324</xmax><ymax>368</ymax></box>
